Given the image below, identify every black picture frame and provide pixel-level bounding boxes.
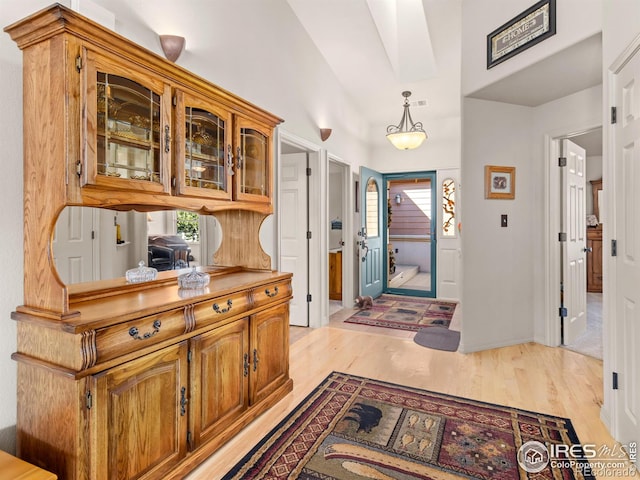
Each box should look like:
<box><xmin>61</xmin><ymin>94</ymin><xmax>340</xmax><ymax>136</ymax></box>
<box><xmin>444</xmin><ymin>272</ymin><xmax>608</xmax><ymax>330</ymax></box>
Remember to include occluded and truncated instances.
<box><xmin>487</xmin><ymin>0</ymin><xmax>556</xmax><ymax>69</ymax></box>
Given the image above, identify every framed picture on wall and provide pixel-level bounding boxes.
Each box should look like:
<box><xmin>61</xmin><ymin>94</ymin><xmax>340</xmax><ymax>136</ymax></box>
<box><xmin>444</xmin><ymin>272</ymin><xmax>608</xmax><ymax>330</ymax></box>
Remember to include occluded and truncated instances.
<box><xmin>485</xmin><ymin>165</ymin><xmax>516</xmax><ymax>199</ymax></box>
<box><xmin>487</xmin><ymin>0</ymin><xmax>556</xmax><ymax>69</ymax></box>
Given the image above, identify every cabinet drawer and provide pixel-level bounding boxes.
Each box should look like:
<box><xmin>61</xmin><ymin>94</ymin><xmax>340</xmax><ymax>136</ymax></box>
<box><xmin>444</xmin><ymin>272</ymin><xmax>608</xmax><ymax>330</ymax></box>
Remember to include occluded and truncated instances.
<box><xmin>251</xmin><ymin>279</ymin><xmax>292</xmax><ymax>308</ymax></box>
<box><xmin>95</xmin><ymin>309</ymin><xmax>187</xmax><ymax>363</ymax></box>
<box><xmin>193</xmin><ymin>291</ymin><xmax>251</xmax><ymax>328</ymax></box>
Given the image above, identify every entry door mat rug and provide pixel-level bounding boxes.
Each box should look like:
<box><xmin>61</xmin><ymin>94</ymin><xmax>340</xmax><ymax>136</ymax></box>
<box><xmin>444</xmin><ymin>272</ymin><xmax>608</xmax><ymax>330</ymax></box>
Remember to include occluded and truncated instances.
<box><xmin>345</xmin><ymin>295</ymin><xmax>457</xmax><ymax>332</ymax></box>
<box><xmin>223</xmin><ymin>372</ymin><xmax>594</xmax><ymax>480</ymax></box>
<box><xmin>414</xmin><ymin>326</ymin><xmax>461</xmax><ymax>352</ymax></box>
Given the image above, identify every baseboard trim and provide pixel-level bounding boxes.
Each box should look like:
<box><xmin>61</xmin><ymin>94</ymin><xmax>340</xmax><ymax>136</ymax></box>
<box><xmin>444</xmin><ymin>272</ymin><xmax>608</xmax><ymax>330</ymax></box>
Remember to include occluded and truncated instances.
<box><xmin>0</xmin><ymin>424</ymin><xmax>16</xmax><ymax>455</ymax></box>
<box><xmin>459</xmin><ymin>336</ymin><xmax>534</xmax><ymax>354</ymax></box>
<box><xmin>599</xmin><ymin>404</ymin><xmax>612</xmax><ymax>433</ymax></box>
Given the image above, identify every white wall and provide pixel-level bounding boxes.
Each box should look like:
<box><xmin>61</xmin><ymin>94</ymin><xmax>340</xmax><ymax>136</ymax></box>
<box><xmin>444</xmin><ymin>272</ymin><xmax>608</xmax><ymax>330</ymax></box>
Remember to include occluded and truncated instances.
<box><xmin>391</xmin><ymin>241</ymin><xmax>430</xmax><ymax>272</ymax></box>
<box><xmin>0</xmin><ymin>7</ymin><xmax>24</xmax><ymax>450</ymax></box>
<box><xmin>461</xmin><ymin>85</ymin><xmax>602</xmax><ymax>353</ymax></box>
<box><xmin>461</xmin><ymin>98</ymin><xmax>535</xmax><ymax>352</ymax></box>
<box><xmin>603</xmin><ymin>0</ymin><xmax>640</xmax><ymax>66</ymax></box>
<box><xmin>462</xmin><ymin>0</ymin><xmax>602</xmax><ymax>96</ymax></box>
<box><xmin>0</xmin><ymin>0</ymin><xmax>371</xmax><ymax>453</ymax></box>
<box><xmin>459</xmin><ymin>0</ymin><xmax>605</xmax><ymax>354</ymax></box>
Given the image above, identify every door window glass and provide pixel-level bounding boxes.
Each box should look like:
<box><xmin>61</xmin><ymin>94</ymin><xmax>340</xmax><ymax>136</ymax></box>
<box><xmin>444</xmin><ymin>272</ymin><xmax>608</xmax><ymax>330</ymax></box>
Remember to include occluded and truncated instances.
<box><xmin>442</xmin><ymin>178</ymin><xmax>456</xmax><ymax>237</ymax></box>
<box><xmin>365</xmin><ymin>177</ymin><xmax>379</xmax><ymax>237</ymax></box>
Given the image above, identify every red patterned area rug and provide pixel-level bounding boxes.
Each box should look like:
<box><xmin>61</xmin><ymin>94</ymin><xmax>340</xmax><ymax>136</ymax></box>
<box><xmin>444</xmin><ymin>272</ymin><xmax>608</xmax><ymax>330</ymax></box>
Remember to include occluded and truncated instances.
<box><xmin>344</xmin><ymin>294</ymin><xmax>457</xmax><ymax>332</ymax></box>
<box><xmin>223</xmin><ymin>372</ymin><xmax>594</xmax><ymax>480</ymax></box>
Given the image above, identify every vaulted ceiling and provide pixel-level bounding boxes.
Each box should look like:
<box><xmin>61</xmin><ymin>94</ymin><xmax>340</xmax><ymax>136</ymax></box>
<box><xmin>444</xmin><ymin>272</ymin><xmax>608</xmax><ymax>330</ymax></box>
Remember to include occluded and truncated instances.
<box><xmin>286</xmin><ymin>0</ymin><xmax>602</xmax><ymax>152</ymax></box>
<box><xmin>80</xmin><ymin>0</ymin><xmax>602</xmax><ymax>152</ymax></box>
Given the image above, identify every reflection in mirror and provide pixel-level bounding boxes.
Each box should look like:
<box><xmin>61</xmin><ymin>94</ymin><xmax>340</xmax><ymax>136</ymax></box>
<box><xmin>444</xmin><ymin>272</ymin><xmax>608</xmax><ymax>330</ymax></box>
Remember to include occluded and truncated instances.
<box><xmin>365</xmin><ymin>177</ymin><xmax>379</xmax><ymax>238</ymax></box>
<box><xmin>53</xmin><ymin>207</ymin><xmax>221</xmax><ymax>284</ymax></box>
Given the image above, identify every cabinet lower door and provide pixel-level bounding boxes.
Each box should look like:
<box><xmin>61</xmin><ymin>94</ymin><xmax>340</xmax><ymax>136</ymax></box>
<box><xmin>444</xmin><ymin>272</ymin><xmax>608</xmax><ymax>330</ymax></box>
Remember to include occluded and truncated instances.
<box><xmin>250</xmin><ymin>303</ymin><xmax>290</xmax><ymax>405</ymax></box>
<box><xmin>190</xmin><ymin>319</ymin><xmax>249</xmax><ymax>448</ymax></box>
<box><xmin>91</xmin><ymin>342</ymin><xmax>188</xmax><ymax>480</ymax></box>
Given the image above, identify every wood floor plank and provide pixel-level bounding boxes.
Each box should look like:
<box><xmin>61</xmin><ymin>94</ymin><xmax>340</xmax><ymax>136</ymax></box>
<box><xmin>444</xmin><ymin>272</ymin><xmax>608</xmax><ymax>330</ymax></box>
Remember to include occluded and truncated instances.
<box><xmin>187</xmin><ymin>308</ymin><xmax>627</xmax><ymax>479</ymax></box>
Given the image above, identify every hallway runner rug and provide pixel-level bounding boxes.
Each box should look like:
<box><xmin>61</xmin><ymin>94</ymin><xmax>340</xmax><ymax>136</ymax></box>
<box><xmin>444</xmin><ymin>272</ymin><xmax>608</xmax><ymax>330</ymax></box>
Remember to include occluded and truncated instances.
<box><xmin>344</xmin><ymin>294</ymin><xmax>457</xmax><ymax>332</ymax></box>
<box><xmin>222</xmin><ymin>372</ymin><xmax>595</xmax><ymax>480</ymax></box>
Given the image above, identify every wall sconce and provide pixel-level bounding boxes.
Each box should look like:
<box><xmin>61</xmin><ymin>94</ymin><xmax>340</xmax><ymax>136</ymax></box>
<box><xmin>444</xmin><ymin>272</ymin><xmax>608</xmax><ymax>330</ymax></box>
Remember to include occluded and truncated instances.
<box><xmin>320</xmin><ymin>128</ymin><xmax>332</xmax><ymax>142</ymax></box>
<box><xmin>395</xmin><ymin>193</ymin><xmax>402</xmax><ymax>205</ymax></box>
<box><xmin>160</xmin><ymin>35</ymin><xmax>185</xmax><ymax>62</ymax></box>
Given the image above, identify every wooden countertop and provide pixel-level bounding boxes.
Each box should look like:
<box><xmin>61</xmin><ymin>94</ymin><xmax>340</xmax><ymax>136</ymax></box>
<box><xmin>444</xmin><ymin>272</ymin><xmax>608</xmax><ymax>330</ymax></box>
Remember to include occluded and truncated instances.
<box><xmin>0</xmin><ymin>450</ymin><xmax>57</xmax><ymax>479</ymax></box>
<box><xmin>13</xmin><ymin>269</ymin><xmax>292</xmax><ymax>333</ymax></box>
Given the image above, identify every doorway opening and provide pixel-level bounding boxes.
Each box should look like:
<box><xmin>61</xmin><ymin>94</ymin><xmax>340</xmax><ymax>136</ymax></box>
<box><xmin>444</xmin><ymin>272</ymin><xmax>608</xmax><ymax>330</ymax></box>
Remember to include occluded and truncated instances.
<box><xmin>358</xmin><ymin>168</ymin><xmax>436</xmax><ymax>299</ymax></box>
<box><xmin>328</xmin><ymin>160</ymin><xmax>349</xmax><ymax>316</ymax></box>
<box><xmin>553</xmin><ymin>128</ymin><xmax>603</xmax><ymax>359</ymax></box>
<box><xmin>385</xmin><ymin>173</ymin><xmax>436</xmax><ymax>297</ymax></box>
<box><xmin>277</xmin><ymin>131</ymin><xmax>323</xmax><ymax>328</ymax></box>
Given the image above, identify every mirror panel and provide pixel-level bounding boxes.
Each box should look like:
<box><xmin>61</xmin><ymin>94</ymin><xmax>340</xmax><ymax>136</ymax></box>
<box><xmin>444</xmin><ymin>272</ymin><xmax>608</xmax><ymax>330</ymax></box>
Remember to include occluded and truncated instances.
<box><xmin>53</xmin><ymin>207</ymin><xmax>222</xmax><ymax>285</ymax></box>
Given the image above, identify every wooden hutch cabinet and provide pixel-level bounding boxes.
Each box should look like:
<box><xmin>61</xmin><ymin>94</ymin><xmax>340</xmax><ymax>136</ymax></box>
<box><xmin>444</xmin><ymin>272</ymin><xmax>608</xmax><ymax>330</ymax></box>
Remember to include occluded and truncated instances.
<box><xmin>5</xmin><ymin>5</ymin><xmax>291</xmax><ymax>480</ymax></box>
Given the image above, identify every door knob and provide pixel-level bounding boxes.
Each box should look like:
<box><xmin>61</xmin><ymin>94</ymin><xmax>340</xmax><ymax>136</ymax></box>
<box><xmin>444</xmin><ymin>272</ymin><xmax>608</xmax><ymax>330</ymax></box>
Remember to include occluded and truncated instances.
<box><xmin>583</xmin><ymin>246</ymin><xmax>593</xmax><ymax>253</ymax></box>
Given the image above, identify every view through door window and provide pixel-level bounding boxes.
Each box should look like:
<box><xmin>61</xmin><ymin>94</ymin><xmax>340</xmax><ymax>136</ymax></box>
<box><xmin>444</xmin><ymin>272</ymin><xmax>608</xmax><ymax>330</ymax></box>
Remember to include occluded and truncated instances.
<box><xmin>387</xmin><ymin>178</ymin><xmax>432</xmax><ymax>292</ymax></box>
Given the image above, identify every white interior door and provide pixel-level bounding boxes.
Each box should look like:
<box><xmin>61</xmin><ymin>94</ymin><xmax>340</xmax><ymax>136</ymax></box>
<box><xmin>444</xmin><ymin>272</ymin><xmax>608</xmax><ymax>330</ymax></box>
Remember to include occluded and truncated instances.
<box><xmin>613</xmin><ymin>45</ymin><xmax>640</xmax><ymax>446</ymax></box>
<box><xmin>280</xmin><ymin>153</ymin><xmax>309</xmax><ymax>326</ymax></box>
<box><xmin>561</xmin><ymin>139</ymin><xmax>587</xmax><ymax>344</ymax></box>
<box><xmin>52</xmin><ymin>206</ymin><xmax>98</xmax><ymax>284</ymax></box>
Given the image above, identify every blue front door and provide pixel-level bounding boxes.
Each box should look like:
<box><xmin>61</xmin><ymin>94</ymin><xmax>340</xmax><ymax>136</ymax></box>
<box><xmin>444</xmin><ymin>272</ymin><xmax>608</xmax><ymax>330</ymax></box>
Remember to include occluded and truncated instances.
<box><xmin>359</xmin><ymin>167</ymin><xmax>384</xmax><ymax>298</ymax></box>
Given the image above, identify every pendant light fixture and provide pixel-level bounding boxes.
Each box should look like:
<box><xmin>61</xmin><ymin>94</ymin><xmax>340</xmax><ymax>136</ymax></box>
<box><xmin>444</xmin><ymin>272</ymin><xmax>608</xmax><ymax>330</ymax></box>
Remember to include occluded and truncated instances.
<box><xmin>386</xmin><ymin>91</ymin><xmax>427</xmax><ymax>150</ymax></box>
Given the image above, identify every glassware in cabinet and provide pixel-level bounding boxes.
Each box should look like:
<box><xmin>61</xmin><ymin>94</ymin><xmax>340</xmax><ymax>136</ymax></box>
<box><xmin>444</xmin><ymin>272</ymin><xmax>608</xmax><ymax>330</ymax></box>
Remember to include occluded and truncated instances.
<box><xmin>174</xmin><ymin>90</ymin><xmax>233</xmax><ymax>200</ymax></box>
<box><xmin>82</xmin><ymin>49</ymin><xmax>171</xmax><ymax>193</ymax></box>
<box><xmin>234</xmin><ymin>117</ymin><xmax>272</xmax><ymax>203</ymax></box>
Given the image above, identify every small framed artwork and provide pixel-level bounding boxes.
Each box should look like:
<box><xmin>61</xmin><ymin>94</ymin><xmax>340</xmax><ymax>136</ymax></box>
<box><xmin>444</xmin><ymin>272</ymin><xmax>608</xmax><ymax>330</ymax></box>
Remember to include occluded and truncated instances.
<box><xmin>487</xmin><ymin>0</ymin><xmax>556</xmax><ymax>69</ymax></box>
<box><xmin>485</xmin><ymin>165</ymin><xmax>515</xmax><ymax>199</ymax></box>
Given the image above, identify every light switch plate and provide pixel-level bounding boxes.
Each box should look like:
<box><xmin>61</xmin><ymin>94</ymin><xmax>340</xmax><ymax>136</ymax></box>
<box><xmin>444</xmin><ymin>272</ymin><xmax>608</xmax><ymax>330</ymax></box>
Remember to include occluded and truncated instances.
<box><xmin>501</xmin><ymin>214</ymin><xmax>508</xmax><ymax>227</ymax></box>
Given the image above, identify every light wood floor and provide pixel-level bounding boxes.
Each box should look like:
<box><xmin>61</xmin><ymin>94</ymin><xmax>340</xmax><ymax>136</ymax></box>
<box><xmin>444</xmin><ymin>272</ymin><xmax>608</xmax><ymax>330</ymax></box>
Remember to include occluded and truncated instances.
<box><xmin>188</xmin><ymin>304</ymin><xmax>627</xmax><ymax>479</ymax></box>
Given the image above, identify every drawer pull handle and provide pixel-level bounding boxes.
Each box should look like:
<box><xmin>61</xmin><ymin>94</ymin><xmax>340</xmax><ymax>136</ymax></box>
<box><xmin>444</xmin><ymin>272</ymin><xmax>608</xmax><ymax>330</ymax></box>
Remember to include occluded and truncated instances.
<box><xmin>213</xmin><ymin>299</ymin><xmax>233</xmax><ymax>314</ymax></box>
<box><xmin>253</xmin><ymin>348</ymin><xmax>259</xmax><ymax>372</ymax></box>
<box><xmin>129</xmin><ymin>320</ymin><xmax>162</xmax><ymax>340</ymax></box>
<box><xmin>265</xmin><ymin>286</ymin><xmax>279</xmax><ymax>298</ymax></box>
<box><xmin>180</xmin><ymin>387</ymin><xmax>188</xmax><ymax>416</ymax></box>
<box><xmin>243</xmin><ymin>353</ymin><xmax>249</xmax><ymax>377</ymax></box>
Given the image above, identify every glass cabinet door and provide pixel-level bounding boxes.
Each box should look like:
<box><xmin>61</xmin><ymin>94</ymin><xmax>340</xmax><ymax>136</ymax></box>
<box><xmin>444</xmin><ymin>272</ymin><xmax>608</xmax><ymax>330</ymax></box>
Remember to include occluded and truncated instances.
<box><xmin>174</xmin><ymin>91</ymin><xmax>233</xmax><ymax>200</ymax></box>
<box><xmin>234</xmin><ymin>117</ymin><xmax>271</xmax><ymax>203</ymax></box>
<box><xmin>83</xmin><ymin>50</ymin><xmax>171</xmax><ymax>193</ymax></box>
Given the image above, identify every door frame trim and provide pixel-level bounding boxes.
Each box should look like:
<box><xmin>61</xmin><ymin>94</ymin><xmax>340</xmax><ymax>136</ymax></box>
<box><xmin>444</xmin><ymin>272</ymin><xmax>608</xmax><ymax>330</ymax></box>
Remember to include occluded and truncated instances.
<box><xmin>276</xmin><ymin>129</ymin><xmax>322</xmax><ymax>328</ymax></box>
<box><xmin>327</xmin><ymin>155</ymin><xmax>354</xmax><ymax>313</ymax></box>
<box><xmin>383</xmin><ymin>170</ymin><xmax>437</xmax><ymax>298</ymax></box>
<box><xmin>603</xmin><ymin>30</ymin><xmax>640</xmax><ymax>443</ymax></box>
<box><xmin>544</xmin><ymin>127</ymin><xmax>601</xmax><ymax>348</ymax></box>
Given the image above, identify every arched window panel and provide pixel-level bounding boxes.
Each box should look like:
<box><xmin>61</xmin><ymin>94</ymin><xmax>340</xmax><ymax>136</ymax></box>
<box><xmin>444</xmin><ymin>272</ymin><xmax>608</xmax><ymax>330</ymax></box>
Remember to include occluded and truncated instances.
<box><xmin>365</xmin><ymin>177</ymin><xmax>379</xmax><ymax>237</ymax></box>
<box><xmin>442</xmin><ymin>178</ymin><xmax>456</xmax><ymax>237</ymax></box>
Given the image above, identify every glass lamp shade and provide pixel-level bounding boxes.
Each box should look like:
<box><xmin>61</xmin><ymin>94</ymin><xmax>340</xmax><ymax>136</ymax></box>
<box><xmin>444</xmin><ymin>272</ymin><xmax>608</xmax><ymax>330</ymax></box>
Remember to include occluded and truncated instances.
<box><xmin>386</xmin><ymin>130</ymin><xmax>427</xmax><ymax>150</ymax></box>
